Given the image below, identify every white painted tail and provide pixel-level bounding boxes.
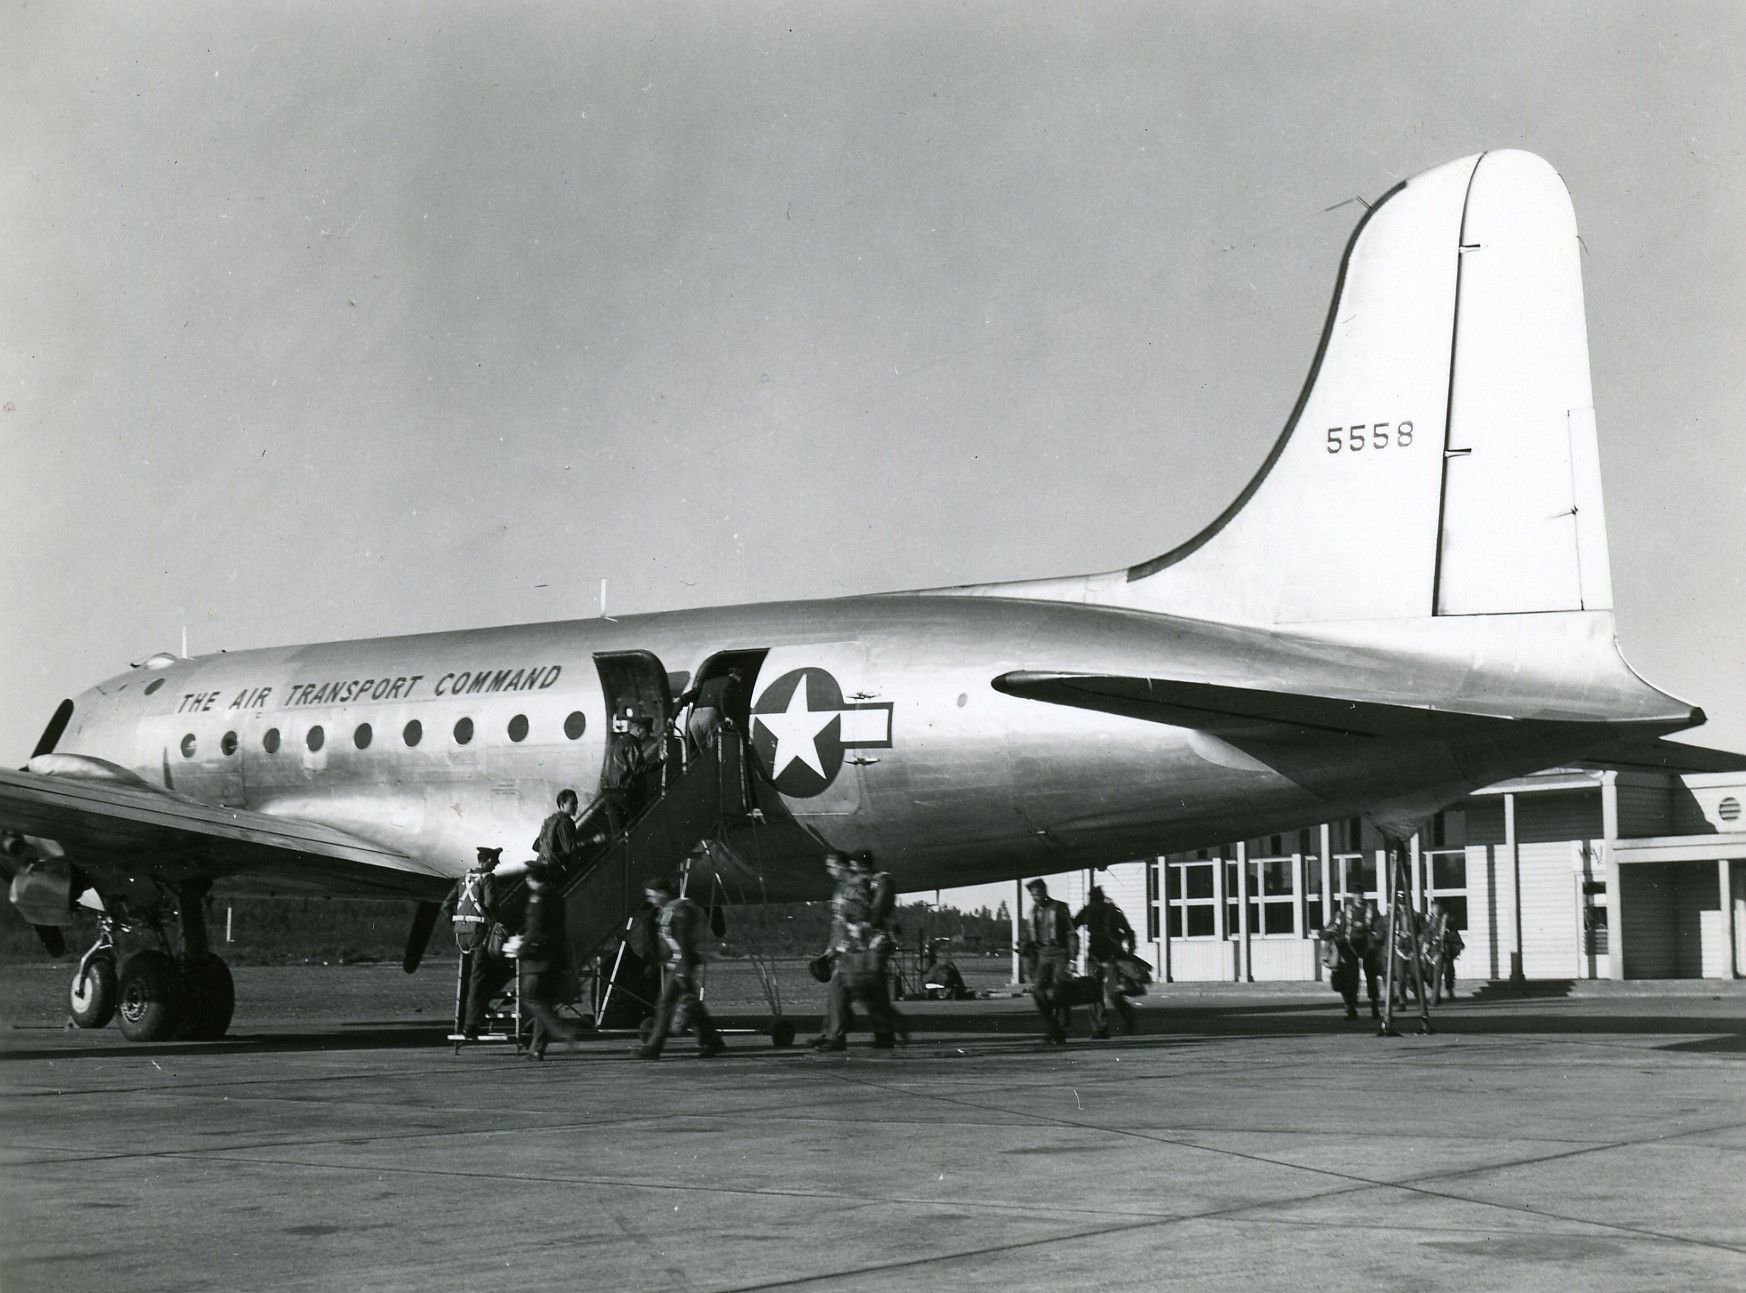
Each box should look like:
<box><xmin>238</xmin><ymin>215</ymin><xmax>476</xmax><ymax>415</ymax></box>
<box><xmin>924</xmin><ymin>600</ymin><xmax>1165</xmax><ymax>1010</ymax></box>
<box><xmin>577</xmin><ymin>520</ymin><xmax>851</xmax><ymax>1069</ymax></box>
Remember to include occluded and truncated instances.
<box><xmin>987</xmin><ymin>151</ymin><xmax>1614</xmax><ymax>628</ymax></box>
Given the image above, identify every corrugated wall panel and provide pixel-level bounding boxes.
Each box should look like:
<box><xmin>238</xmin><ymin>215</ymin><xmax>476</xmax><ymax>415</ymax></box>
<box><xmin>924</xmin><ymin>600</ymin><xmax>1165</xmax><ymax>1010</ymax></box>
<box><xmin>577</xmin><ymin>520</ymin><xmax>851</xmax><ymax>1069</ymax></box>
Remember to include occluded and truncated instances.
<box><xmin>1617</xmin><ymin>777</ymin><xmax>1675</xmax><ymax>838</ymax></box>
<box><xmin>1622</xmin><ymin>866</ymin><xmax>1679</xmax><ymax>977</ymax></box>
<box><xmin>1518</xmin><ymin>841</ymin><xmax>1578</xmax><ymax>977</ymax></box>
<box><xmin>1466</xmin><ymin>843</ymin><xmax>1502</xmax><ymax>980</ymax></box>
<box><xmin>1515</xmin><ymin>791</ymin><xmax>1602</xmax><ymax>844</ymax></box>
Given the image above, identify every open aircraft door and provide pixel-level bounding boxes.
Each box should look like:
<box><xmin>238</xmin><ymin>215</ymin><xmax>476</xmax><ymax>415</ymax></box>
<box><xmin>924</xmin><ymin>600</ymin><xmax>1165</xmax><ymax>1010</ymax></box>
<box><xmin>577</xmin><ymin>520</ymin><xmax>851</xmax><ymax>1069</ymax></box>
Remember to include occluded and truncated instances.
<box><xmin>593</xmin><ymin>649</ymin><xmax>676</xmax><ymax>750</ymax></box>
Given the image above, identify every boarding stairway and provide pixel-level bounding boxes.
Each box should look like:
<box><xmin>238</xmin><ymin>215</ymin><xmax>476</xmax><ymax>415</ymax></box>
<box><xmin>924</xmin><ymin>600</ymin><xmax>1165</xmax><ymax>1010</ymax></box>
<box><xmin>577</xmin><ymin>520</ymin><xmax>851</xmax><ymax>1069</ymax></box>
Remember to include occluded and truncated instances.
<box><xmin>557</xmin><ymin>725</ymin><xmax>758</xmax><ymax>968</ymax></box>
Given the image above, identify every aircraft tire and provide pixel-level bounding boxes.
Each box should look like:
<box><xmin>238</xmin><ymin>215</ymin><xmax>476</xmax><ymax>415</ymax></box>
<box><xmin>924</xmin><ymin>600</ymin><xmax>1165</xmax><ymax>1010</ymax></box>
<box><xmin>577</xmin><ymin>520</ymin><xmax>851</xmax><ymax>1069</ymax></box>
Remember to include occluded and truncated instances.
<box><xmin>69</xmin><ymin>955</ymin><xmax>118</xmax><ymax>1029</ymax></box>
<box><xmin>770</xmin><ymin>1018</ymin><xmax>796</xmax><ymax>1048</ymax></box>
<box><xmin>116</xmin><ymin>950</ymin><xmax>183</xmax><ymax>1042</ymax></box>
<box><xmin>179</xmin><ymin>955</ymin><xmax>235</xmax><ymax>1040</ymax></box>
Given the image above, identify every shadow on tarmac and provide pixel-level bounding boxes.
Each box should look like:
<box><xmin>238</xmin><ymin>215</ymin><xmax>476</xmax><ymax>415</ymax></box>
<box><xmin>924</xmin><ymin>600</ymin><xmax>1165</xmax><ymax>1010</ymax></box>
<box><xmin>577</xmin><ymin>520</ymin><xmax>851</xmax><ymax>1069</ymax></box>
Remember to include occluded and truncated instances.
<box><xmin>5</xmin><ymin>993</ymin><xmax>1742</xmax><ymax>1062</ymax></box>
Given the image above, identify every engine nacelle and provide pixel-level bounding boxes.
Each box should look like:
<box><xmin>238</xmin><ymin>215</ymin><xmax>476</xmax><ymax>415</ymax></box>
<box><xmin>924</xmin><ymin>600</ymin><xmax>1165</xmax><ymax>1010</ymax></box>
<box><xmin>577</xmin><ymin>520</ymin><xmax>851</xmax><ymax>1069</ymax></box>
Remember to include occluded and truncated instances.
<box><xmin>10</xmin><ymin>859</ymin><xmax>80</xmax><ymax>928</ymax></box>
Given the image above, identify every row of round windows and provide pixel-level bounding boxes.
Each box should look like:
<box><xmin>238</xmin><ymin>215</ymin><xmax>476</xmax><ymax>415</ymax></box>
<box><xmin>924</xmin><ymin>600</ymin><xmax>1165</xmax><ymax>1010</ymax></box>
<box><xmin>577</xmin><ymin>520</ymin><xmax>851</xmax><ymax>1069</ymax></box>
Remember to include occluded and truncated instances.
<box><xmin>178</xmin><ymin>710</ymin><xmax>588</xmax><ymax>759</ymax></box>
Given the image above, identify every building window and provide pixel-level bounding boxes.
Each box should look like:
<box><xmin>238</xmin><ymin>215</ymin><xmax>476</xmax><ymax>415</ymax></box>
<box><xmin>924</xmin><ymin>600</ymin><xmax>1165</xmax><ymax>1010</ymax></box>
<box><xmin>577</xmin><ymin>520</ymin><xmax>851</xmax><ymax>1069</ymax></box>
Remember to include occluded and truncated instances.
<box><xmin>1426</xmin><ymin>849</ymin><xmax>1468</xmax><ymax>930</ymax></box>
<box><xmin>1332</xmin><ymin>853</ymin><xmax>1377</xmax><ymax>902</ymax></box>
<box><xmin>507</xmin><ymin>714</ymin><xmax>529</xmax><ymax>743</ymax></box>
<box><xmin>1166</xmin><ymin>860</ymin><xmax>1217</xmax><ymax>938</ymax></box>
<box><xmin>1145</xmin><ymin>861</ymin><xmax>1160</xmax><ymax>941</ymax></box>
<box><xmin>1225</xmin><ymin>855</ymin><xmax>1299</xmax><ymax>937</ymax></box>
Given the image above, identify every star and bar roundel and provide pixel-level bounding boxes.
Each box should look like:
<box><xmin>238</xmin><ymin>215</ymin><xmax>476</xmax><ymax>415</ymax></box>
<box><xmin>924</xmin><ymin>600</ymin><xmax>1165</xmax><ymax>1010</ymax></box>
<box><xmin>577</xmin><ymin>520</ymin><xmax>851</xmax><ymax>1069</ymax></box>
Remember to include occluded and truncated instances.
<box><xmin>749</xmin><ymin>668</ymin><xmax>894</xmax><ymax>798</ymax></box>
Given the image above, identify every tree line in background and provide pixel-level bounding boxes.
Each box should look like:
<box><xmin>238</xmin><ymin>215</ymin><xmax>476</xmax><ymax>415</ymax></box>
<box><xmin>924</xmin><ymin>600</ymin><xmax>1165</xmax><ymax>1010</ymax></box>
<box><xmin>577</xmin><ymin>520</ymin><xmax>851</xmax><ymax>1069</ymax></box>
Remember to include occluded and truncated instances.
<box><xmin>0</xmin><ymin>894</ymin><xmax>1013</xmax><ymax>966</ymax></box>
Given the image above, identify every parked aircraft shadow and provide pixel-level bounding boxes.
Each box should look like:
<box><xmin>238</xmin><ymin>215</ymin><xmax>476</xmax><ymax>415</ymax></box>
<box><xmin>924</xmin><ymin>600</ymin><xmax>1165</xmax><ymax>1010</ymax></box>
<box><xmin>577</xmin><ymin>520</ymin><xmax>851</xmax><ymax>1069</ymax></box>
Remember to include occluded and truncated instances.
<box><xmin>5</xmin><ymin>994</ymin><xmax>1740</xmax><ymax>1062</ymax></box>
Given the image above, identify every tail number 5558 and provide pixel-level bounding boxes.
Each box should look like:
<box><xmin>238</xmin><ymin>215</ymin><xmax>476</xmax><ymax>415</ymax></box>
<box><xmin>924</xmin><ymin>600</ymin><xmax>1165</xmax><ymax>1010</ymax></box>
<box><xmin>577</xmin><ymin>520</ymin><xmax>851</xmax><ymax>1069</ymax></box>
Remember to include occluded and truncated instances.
<box><xmin>1326</xmin><ymin>420</ymin><xmax>1414</xmax><ymax>453</ymax></box>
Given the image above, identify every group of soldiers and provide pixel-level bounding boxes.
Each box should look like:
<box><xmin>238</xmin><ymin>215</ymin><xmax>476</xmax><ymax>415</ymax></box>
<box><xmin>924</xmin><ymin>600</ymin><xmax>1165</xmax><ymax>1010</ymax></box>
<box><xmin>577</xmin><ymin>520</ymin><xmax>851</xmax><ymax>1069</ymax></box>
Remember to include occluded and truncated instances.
<box><xmin>448</xmin><ymin>773</ymin><xmax>1464</xmax><ymax>1056</ymax></box>
<box><xmin>1323</xmin><ymin>894</ymin><xmax>1465</xmax><ymax>1021</ymax></box>
<box><xmin>441</xmin><ymin>785</ymin><xmax>726</xmax><ymax>1061</ymax></box>
<box><xmin>1022</xmin><ymin>879</ymin><xmax>1140</xmax><ymax>1043</ymax></box>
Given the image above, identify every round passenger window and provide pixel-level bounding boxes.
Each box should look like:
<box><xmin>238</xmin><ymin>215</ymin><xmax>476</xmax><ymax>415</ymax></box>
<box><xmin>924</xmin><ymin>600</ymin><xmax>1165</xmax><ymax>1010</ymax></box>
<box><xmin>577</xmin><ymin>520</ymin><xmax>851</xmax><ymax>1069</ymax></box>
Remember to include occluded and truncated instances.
<box><xmin>403</xmin><ymin>720</ymin><xmax>423</xmax><ymax>747</ymax></box>
<box><xmin>354</xmin><ymin>723</ymin><xmax>373</xmax><ymax>750</ymax></box>
<box><xmin>307</xmin><ymin>725</ymin><xmax>325</xmax><ymax>752</ymax></box>
<box><xmin>221</xmin><ymin>731</ymin><xmax>238</xmax><ymax>756</ymax></box>
<box><xmin>508</xmin><ymin>714</ymin><xmax>529</xmax><ymax>743</ymax></box>
<box><xmin>454</xmin><ymin>717</ymin><xmax>474</xmax><ymax>746</ymax></box>
<box><xmin>145</xmin><ymin>678</ymin><xmax>165</xmax><ymax>696</ymax></box>
<box><xmin>564</xmin><ymin>711</ymin><xmax>585</xmax><ymax>740</ymax></box>
<box><xmin>263</xmin><ymin>728</ymin><xmax>281</xmax><ymax>754</ymax></box>
<box><xmin>180</xmin><ymin>733</ymin><xmax>197</xmax><ymax>759</ymax></box>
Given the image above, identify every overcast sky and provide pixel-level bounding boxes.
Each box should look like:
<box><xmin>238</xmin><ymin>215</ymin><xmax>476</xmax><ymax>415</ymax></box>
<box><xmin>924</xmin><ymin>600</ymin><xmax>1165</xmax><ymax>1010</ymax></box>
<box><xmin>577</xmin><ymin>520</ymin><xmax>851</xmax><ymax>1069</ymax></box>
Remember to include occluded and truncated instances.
<box><xmin>4</xmin><ymin>3</ymin><xmax>1742</xmax><ymax>782</ymax></box>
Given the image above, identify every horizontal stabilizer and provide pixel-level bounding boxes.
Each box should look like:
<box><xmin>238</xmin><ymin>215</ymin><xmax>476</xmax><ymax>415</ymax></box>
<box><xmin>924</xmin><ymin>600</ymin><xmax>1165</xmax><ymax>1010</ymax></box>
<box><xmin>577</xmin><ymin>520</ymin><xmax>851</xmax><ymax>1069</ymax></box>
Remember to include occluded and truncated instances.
<box><xmin>1571</xmin><ymin>740</ymin><xmax>1746</xmax><ymax>776</ymax></box>
<box><xmin>992</xmin><ymin>671</ymin><xmax>1518</xmax><ymax>742</ymax></box>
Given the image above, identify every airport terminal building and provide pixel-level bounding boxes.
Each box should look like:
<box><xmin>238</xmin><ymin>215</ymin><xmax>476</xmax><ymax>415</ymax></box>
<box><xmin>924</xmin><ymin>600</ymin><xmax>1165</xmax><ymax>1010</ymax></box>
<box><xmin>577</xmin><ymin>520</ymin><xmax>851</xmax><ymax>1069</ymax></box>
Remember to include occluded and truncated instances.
<box><xmin>1029</xmin><ymin>768</ymin><xmax>1746</xmax><ymax>984</ymax></box>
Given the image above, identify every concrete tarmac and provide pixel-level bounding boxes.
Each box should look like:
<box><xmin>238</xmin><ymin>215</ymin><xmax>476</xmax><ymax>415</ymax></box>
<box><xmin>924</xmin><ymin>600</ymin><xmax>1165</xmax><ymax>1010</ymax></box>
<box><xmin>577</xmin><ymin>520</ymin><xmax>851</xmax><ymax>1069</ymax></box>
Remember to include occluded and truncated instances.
<box><xmin>2</xmin><ymin>974</ymin><xmax>1743</xmax><ymax>1292</ymax></box>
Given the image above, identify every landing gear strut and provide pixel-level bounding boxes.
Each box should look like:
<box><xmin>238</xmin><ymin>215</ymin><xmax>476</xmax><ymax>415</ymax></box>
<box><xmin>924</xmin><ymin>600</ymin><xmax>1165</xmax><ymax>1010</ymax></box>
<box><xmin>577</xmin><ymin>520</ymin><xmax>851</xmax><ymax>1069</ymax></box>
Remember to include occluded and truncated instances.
<box><xmin>86</xmin><ymin>882</ymin><xmax>235</xmax><ymax>1042</ymax></box>
<box><xmin>69</xmin><ymin>917</ymin><xmax>119</xmax><ymax>1029</ymax></box>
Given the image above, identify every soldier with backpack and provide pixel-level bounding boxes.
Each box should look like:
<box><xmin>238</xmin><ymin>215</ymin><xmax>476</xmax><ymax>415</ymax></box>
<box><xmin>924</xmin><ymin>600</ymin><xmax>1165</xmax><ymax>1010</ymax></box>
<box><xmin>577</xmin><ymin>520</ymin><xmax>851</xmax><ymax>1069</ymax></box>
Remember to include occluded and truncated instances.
<box><xmin>441</xmin><ymin>846</ymin><xmax>511</xmax><ymax>1041</ymax></box>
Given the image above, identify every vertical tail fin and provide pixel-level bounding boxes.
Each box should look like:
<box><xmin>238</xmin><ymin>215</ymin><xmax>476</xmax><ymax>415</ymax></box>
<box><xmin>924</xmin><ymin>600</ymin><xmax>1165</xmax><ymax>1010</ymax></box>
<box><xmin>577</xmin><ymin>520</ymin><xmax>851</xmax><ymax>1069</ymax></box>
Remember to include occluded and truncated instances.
<box><xmin>1119</xmin><ymin>150</ymin><xmax>1610</xmax><ymax>626</ymax></box>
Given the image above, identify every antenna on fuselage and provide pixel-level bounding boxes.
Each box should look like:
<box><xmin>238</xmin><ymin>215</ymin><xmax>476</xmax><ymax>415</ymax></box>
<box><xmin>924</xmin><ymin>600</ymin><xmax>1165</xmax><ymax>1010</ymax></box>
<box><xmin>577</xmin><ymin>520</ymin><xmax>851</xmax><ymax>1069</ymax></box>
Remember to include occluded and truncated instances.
<box><xmin>181</xmin><ymin>624</ymin><xmax>189</xmax><ymax>658</ymax></box>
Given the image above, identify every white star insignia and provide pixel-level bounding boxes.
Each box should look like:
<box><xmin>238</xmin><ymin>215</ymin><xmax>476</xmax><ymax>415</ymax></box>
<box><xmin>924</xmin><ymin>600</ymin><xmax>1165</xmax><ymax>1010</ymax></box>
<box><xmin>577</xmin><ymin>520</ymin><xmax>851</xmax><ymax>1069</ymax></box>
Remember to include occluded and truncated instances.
<box><xmin>754</xmin><ymin>673</ymin><xmax>836</xmax><ymax>780</ymax></box>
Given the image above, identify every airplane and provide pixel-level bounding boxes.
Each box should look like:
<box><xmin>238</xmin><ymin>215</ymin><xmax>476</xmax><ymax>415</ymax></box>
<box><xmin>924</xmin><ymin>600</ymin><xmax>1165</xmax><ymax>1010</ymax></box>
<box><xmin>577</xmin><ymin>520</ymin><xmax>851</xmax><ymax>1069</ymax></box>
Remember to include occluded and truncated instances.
<box><xmin>3</xmin><ymin>149</ymin><xmax>1737</xmax><ymax>1043</ymax></box>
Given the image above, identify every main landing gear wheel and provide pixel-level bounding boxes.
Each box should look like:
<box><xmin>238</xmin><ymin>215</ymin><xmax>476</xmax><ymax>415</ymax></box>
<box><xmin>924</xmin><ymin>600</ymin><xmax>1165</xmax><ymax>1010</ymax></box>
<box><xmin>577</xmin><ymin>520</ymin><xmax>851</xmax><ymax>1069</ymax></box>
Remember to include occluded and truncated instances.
<box><xmin>179</xmin><ymin>955</ymin><xmax>235</xmax><ymax>1040</ymax></box>
<box><xmin>770</xmin><ymin>1018</ymin><xmax>796</xmax><ymax>1048</ymax></box>
<box><xmin>116</xmin><ymin>950</ymin><xmax>182</xmax><ymax>1042</ymax></box>
<box><xmin>69</xmin><ymin>955</ymin><xmax>118</xmax><ymax>1029</ymax></box>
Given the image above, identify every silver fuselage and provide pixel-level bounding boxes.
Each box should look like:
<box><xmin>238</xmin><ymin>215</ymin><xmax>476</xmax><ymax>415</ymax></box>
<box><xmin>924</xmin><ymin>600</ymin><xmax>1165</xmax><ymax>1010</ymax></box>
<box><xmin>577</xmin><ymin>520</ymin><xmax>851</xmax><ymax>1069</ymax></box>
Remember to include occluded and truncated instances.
<box><xmin>51</xmin><ymin>591</ymin><xmax>1689</xmax><ymax>901</ymax></box>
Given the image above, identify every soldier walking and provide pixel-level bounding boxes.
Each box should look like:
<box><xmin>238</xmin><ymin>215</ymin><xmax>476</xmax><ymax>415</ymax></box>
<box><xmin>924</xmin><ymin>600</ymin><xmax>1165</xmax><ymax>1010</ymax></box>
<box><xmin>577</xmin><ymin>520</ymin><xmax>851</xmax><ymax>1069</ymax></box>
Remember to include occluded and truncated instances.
<box><xmin>634</xmin><ymin>877</ymin><xmax>726</xmax><ymax>1060</ymax></box>
<box><xmin>1024</xmin><ymin>878</ymin><xmax>1077</xmax><ymax>1044</ymax></box>
<box><xmin>1326</xmin><ymin>896</ymin><xmax>1379</xmax><ymax>1021</ymax></box>
<box><xmin>1073</xmin><ymin>885</ymin><xmax>1137</xmax><ymax>1038</ymax></box>
<box><xmin>516</xmin><ymin>861</ymin><xmax>579</xmax><ymax>1059</ymax></box>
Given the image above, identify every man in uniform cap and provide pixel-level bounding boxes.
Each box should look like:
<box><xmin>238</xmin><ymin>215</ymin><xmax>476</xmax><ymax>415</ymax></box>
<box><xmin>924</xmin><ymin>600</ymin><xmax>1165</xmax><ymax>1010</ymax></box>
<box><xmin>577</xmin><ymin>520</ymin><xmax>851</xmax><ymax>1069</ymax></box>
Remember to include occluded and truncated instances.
<box><xmin>634</xmin><ymin>876</ymin><xmax>726</xmax><ymax>1060</ymax></box>
<box><xmin>1024</xmin><ymin>878</ymin><xmax>1076</xmax><ymax>1044</ymax></box>
<box><xmin>441</xmin><ymin>846</ymin><xmax>510</xmax><ymax>1041</ymax></box>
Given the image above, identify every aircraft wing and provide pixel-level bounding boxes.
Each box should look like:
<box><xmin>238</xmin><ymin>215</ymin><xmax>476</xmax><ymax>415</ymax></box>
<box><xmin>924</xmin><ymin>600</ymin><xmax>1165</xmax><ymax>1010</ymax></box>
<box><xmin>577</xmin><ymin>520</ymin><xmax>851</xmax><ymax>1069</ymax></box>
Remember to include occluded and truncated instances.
<box><xmin>0</xmin><ymin>764</ymin><xmax>448</xmax><ymax>900</ymax></box>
